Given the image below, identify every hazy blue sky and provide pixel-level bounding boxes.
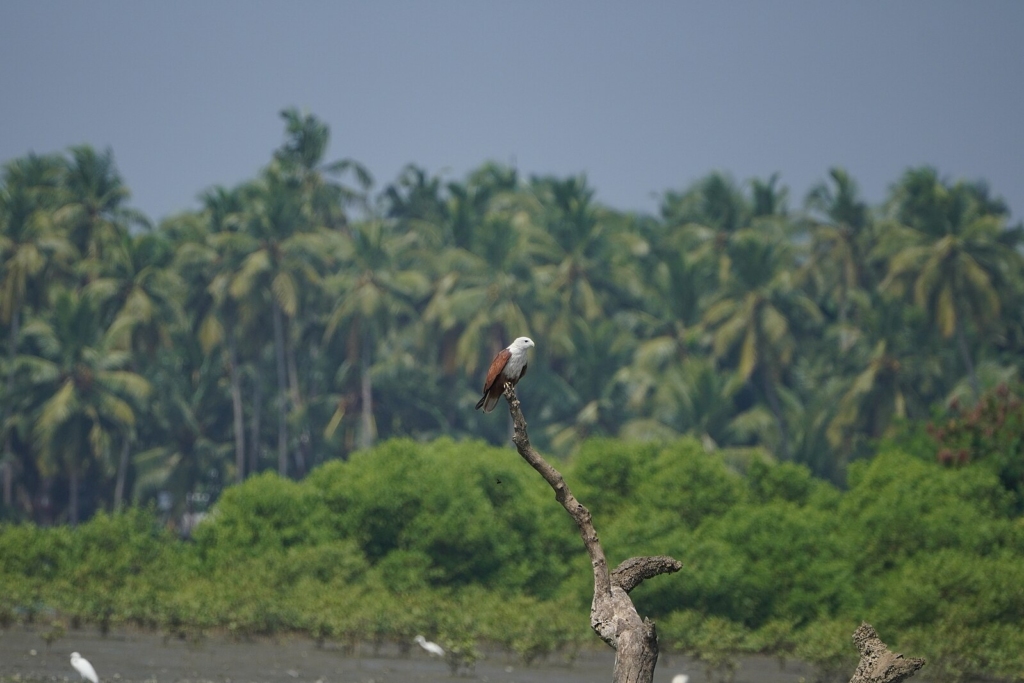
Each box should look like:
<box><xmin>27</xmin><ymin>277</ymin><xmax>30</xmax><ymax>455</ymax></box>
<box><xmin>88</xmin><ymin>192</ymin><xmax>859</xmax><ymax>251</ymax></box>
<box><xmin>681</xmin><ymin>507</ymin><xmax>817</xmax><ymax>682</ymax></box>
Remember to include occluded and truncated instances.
<box><xmin>2</xmin><ymin>2</ymin><xmax>1022</xmax><ymax>222</ymax></box>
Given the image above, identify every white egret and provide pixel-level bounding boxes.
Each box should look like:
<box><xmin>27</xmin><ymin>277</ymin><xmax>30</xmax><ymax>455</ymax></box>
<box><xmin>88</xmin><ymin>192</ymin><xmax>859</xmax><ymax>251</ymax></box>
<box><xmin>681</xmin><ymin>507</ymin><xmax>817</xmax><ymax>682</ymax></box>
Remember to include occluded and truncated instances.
<box><xmin>414</xmin><ymin>635</ymin><xmax>445</xmax><ymax>657</ymax></box>
<box><xmin>671</xmin><ymin>674</ymin><xmax>689</xmax><ymax>683</ymax></box>
<box><xmin>70</xmin><ymin>652</ymin><xmax>99</xmax><ymax>683</ymax></box>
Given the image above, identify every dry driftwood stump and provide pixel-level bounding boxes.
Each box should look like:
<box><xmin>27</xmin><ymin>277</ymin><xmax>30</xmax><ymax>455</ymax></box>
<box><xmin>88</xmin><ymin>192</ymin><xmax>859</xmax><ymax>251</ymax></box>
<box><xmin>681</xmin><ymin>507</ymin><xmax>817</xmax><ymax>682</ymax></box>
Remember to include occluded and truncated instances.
<box><xmin>502</xmin><ymin>384</ymin><xmax>682</xmax><ymax>683</ymax></box>
<box><xmin>849</xmin><ymin>623</ymin><xmax>925</xmax><ymax>683</ymax></box>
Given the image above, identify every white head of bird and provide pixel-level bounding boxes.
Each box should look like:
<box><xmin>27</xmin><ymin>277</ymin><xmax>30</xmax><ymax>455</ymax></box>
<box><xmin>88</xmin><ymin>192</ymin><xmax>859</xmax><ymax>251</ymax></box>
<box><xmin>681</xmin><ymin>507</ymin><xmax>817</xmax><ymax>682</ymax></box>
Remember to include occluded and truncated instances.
<box><xmin>502</xmin><ymin>337</ymin><xmax>534</xmax><ymax>380</ymax></box>
<box><xmin>509</xmin><ymin>336</ymin><xmax>535</xmax><ymax>351</ymax></box>
<box><xmin>70</xmin><ymin>652</ymin><xmax>99</xmax><ymax>683</ymax></box>
<box><xmin>414</xmin><ymin>634</ymin><xmax>445</xmax><ymax>657</ymax></box>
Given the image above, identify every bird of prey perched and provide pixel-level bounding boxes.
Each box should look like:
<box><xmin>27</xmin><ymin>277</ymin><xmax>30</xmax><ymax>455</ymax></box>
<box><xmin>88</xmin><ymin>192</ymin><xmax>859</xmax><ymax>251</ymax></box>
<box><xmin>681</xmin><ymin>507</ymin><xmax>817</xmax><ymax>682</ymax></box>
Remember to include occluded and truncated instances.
<box><xmin>475</xmin><ymin>337</ymin><xmax>535</xmax><ymax>413</ymax></box>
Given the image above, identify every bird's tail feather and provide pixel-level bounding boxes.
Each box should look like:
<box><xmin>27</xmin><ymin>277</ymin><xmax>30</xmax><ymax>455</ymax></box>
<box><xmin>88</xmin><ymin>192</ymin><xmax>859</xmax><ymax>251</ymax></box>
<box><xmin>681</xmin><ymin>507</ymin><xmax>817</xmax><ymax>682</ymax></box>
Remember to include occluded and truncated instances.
<box><xmin>482</xmin><ymin>391</ymin><xmax>500</xmax><ymax>413</ymax></box>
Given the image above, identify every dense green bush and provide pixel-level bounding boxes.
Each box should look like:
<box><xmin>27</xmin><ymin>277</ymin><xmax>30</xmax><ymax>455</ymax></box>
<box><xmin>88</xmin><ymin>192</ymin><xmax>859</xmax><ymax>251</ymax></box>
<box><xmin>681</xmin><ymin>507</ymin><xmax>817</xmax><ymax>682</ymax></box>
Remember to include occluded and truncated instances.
<box><xmin>1</xmin><ymin>434</ymin><xmax>1023</xmax><ymax>677</ymax></box>
<box><xmin>306</xmin><ymin>438</ymin><xmax>580</xmax><ymax>596</ymax></box>
<box><xmin>193</xmin><ymin>472</ymin><xmax>336</xmax><ymax>559</ymax></box>
<box><xmin>841</xmin><ymin>449</ymin><xmax>1018</xmax><ymax>578</ymax></box>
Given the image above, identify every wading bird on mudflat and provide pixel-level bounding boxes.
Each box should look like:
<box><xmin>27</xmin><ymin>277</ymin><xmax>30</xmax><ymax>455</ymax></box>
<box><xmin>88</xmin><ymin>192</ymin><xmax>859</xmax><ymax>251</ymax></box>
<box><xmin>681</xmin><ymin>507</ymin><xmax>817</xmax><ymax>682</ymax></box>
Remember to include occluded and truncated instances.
<box><xmin>70</xmin><ymin>652</ymin><xmax>98</xmax><ymax>683</ymax></box>
<box><xmin>414</xmin><ymin>634</ymin><xmax>445</xmax><ymax>657</ymax></box>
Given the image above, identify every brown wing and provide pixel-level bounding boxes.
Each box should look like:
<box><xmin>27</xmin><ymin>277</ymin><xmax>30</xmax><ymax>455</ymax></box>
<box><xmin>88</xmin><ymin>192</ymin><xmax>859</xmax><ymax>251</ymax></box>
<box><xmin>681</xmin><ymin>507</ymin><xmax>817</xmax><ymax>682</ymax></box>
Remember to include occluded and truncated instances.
<box><xmin>481</xmin><ymin>348</ymin><xmax>511</xmax><ymax>392</ymax></box>
<box><xmin>475</xmin><ymin>348</ymin><xmax>512</xmax><ymax>412</ymax></box>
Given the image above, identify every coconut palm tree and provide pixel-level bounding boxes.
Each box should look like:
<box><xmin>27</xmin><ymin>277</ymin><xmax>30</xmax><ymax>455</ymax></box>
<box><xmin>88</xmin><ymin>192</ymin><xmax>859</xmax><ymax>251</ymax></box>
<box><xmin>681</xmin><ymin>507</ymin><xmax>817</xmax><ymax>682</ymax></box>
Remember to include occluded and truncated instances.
<box><xmin>422</xmin><ymin>185</ymin><xmax>540</xmax><ymax>379</ymax></box>
<box><xmin>131</xmin><ymin>343</ymin><xmax>232</xmax><ymax>515</ymax></box>
<box><xmin>514</xmin><ymin>176</ymin><xmax>646</xmax><ymax>447</ymax></box>
<box><xmin>16</xmin><ymin>289</ymin><xmax>150</xmax><ymax>524</ymax></box>
<box><xmin>55</xmin><ymin>146</ymin><xmax>147</xmax><ymax>272</ymax></box>
<box><xmin>225</xmin><ymin>170</ymin><xmax>343</xmax><ymax>475</ymax></box>
<box><xmin>191</xmin><ymin>185</ymin><xmax>257</xmax><ymax>480</ymax></box>
<box><xmin>83</xmin><ymin>231</ymin><xmax>186</xmax><ymax>505</ymax></box>
<box><xmin>275</xmin><ymin>107</ymin><xmax>372</xmax><ymax>228</ymax></box>
<box><xmin>383</xmin><ymin>164</ymin><xmax>448</xmax><ymax>240</ymax></box>
<box><xmin>879</xmin><ymin>168</ymin><xmax>1023</xmax><ymax>399</ymax></box>
<box><xmin>543</xmin><ymin>317</ymin><xmax>634</xmax><ymax>454</ymax></box>
<box><xmin>702</xmin><ymin>230</ymin><xmax>822</xmax><ymax>460</ymax></box>
<box><xmin>528</xmin><ymin>176</ymin><xmax>618</xmax><ymax>344</ymax></box>
<box><xmin>165</xmin><ymin>204</ymin><xmax>254</xmax><ymax>483</ymax></box>
<box><xmin>400</xmin><ymin>168</ymin><xmax>538</xmax><ymax>441</ymax></box>
<box><xmin>660</xmin><ymin>171</ymin><xmax>750</xmax><ymax>285</ymax></box>
<box><xmin>85</xmin><ymin>232</ymin><xmax>186</xmax><ymax>354</ymax></box>
<box><xmin>0</xmin><ymin>153</ymin><xmax>74</xmax><ymax>509</ymax></box>
<box><xmin>323</xmin><ymin>219</ymin><xmax>430</xmax><ymax>450</ymax></box>
<box><xmin>803</xmin><ymin>168</ymin><xmax>874</xmax><ymax>351</ymax></box>
<box><xmin>219</xmin><ymin>110</ymin><xmax>370</xmax><ymax>473</ymax></box>
<box><xmin>613</xmin><ymin>223</ymin><xmax>713</xmax><ymax>442</ymax></box>
<box><xmin>446</xmin><ymin>163</ymin><xmax>519</xmax><ymax>250</ymax></box>
<box><xmin>826</xmin><ymin>296</ymin><xmax>945</xmax><ymax>455</ymax></box>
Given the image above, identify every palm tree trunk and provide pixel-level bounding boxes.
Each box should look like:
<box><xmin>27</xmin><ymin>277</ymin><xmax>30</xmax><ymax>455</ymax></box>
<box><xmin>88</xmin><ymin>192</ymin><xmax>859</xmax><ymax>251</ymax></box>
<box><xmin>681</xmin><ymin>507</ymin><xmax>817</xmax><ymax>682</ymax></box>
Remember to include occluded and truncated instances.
<box><xmin>272</xmin><ymin>300</ymin><xmax>289</xmax><ymax>476</ymax></box>
<box><xmin>838</xmin><ymin>280</ymin><xmax>853</xmax><ymax>352</ymax></box>
<box><xmin>113</xmin><ymin>437</ymin><xmax>130</xmax><ymax>509</ymax></box>
<box><xmin>285</xmin><ymin>320</ymin><xmax>301</xmax><ymax>409</ymax></box>
<box><xmin>303</xmin><ymin>340</ymin><xmax>320</xmax><ymax>473</ymax></box>
<box><xmin>2</xmin><ymin>440</ymin><xmax>12</xmax><ymax>510</ymax></box>
<box><xmin>284</xmin><ymin>319</ymin><xmax>307</xmax><ymax>476</ymax></box>
<box><xmin>227</xmin><ymin>329</ymin><xmax>246</xmax><ymax>482</ymax></box>
<box><xmin>359</xmin><ymin>328</ymin><xmax>375</xmax><ymax>450</ymax></box>
<box><xmin>2</xmin><ymin>309</ymin><xmax>19</xmax><ymax>508</ymax></box>
<box><xmin>69</xmin><ymin>461</ymin><xmax>79</xmax><ymax>526</ymax></box>
<box><xmin>954</xmin><ymin>317</ymin><xmax>981</xmax><ymax>400</ymax></box>
<box><xmin>759</xmin><ymin>366</ymin><xmax>791</xmax><ymax>460</ymax></box>
<box><xmin>249</xmin><ymin>373</ymin><xmax>262</xmax><ymax>477</ymax></box>
<box><xmin>308</xmin><ymin>342</ymin><xmax>321</xmax><ymax>397</ymax></box>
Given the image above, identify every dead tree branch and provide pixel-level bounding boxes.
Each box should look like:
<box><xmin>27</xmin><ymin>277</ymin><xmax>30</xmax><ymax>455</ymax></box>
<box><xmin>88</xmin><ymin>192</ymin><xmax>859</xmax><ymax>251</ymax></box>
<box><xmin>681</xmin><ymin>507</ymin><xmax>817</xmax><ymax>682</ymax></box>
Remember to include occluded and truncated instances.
<box><xmin>611</xmin><ymin>556</ymin><xmax>683</xmax><ymax>594</ymax></box>
<box><xmin>849</xmin><ymin>623</ymin><xmax>925</xmax><ymax>683</ymax></box>
<box><xmin>502</xmin><ymin>384</ymin><xmax>681</xmax><ymax>683</ymax></box>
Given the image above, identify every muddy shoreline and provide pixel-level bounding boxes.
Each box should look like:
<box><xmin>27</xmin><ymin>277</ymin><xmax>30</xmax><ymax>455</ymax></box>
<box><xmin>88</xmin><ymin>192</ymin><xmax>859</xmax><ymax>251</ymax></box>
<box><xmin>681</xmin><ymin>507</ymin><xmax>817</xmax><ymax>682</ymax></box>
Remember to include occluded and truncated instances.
<box><xmin>0</xmin><ymin>625</ymin><xmax>814</xmax><ymax>683</ymax></box>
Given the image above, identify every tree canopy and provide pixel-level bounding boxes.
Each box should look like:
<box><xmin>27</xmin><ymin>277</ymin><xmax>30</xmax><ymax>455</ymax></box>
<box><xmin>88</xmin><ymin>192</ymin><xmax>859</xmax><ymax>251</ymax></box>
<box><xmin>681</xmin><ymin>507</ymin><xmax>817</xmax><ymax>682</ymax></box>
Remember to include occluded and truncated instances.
<box><xmin>1</xmin><ymin>107</ymin><xmax>1023</xmax><ymax>525</ymax></box>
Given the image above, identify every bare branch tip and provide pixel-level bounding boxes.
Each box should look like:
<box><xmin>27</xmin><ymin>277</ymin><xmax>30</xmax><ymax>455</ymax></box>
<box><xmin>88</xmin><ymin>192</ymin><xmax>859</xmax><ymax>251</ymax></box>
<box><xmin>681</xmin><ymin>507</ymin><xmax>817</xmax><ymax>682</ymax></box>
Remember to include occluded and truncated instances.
<box><xmin>610</xmin><ymin>555</ymin><xmax>683</xmax><ymax>593</ymax></box>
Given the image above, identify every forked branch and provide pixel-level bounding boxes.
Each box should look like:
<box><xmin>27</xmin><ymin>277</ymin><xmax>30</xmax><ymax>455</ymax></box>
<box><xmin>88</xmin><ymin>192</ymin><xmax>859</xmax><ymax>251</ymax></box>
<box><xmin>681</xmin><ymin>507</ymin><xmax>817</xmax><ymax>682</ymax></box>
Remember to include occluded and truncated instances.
<box><xmin>849</xmin><ymin>623</ymin><xmax>925</xmax><ymax>683</ymax></box>
<box><xmin>502</xmin><ymin>383</ymin><xmax>681</xmax><ymax>683</ymax></box>
<box><xmin>611</xmin><ymin>556</ymin><xmax>683</xmax><ymax>594</ymax></box>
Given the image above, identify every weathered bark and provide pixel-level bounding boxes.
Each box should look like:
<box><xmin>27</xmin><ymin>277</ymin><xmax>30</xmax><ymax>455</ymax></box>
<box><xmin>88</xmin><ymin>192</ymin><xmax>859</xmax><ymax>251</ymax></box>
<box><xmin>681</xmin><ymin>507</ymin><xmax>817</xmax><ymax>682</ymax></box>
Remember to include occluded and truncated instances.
<box><xmin>611</xmin><ymin>556</ymin><xmax>683</xmax><ymax>594</ymax></box>
<box><xmin>502</xmin><ymin>384</ymin><xmax>681</xmax><ymax>683</ymax></box>
<box><xmin>849</xmin><ymin>623</ymin><xmax>924</xmax><ymax>683</ymax></box>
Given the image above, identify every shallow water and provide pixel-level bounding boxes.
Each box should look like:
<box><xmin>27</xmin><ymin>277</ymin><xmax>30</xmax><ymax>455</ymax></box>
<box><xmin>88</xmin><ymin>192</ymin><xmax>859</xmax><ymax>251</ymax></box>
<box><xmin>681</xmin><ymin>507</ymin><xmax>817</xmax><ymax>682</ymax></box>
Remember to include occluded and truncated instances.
<box><xmin>0</xmin><ymin>626</ymin><xmax>814</xmax><ymax>683</ymax></box>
